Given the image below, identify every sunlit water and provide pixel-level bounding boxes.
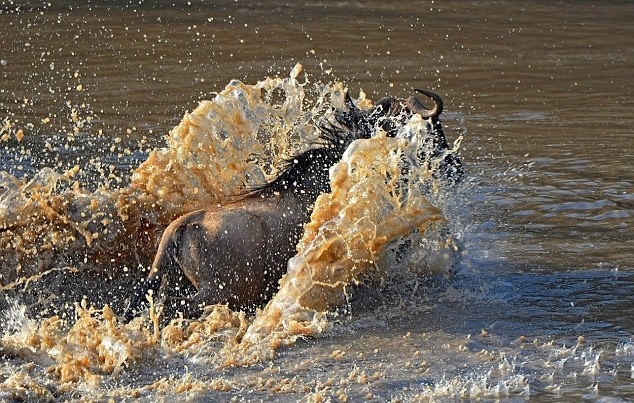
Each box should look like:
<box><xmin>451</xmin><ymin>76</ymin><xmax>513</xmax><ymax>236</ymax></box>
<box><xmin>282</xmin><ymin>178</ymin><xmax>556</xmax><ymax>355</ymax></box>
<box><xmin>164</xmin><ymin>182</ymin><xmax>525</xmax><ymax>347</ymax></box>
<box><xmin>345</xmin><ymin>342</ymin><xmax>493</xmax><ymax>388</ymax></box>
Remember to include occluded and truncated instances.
<box><xmin>1</xmin><ymin>1</ymin><xmax>632</xmax><ymax>401</ymax></box>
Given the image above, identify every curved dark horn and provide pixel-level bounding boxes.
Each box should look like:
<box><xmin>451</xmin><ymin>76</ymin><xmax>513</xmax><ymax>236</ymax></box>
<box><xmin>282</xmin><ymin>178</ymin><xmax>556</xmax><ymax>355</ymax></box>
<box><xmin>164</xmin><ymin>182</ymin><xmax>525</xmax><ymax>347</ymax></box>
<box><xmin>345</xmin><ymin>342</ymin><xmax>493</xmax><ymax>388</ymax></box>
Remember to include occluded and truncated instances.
<box><xmin>406</xmin><ymin>88</ymin><xmax>444</xmax><ymax>119</ymax></box>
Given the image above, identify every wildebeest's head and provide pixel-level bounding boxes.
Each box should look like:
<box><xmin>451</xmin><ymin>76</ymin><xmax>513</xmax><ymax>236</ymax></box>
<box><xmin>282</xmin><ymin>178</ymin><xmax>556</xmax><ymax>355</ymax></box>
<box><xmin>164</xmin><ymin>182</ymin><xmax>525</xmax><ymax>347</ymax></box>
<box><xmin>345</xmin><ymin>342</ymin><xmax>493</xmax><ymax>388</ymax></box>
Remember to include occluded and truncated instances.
<box><xmin>334</xmin><ymin>89</ymin><xmax>462</xmax><ymax>184</ymax></box>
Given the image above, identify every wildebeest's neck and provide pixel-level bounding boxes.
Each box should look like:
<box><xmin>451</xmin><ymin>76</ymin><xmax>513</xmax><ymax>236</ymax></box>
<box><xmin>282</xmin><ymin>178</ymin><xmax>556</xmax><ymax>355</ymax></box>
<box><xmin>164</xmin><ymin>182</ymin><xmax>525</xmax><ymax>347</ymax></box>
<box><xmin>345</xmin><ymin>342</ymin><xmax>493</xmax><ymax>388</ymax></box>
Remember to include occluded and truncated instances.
<box><xmin>249</xmin><ymin>116</ymin><xmax>356</xmax><ymax>203</ymax></box>
<box><xmin>257</xmin><ymin>139</ymin><xmax>348</xmax><ymax>202</ymax></box>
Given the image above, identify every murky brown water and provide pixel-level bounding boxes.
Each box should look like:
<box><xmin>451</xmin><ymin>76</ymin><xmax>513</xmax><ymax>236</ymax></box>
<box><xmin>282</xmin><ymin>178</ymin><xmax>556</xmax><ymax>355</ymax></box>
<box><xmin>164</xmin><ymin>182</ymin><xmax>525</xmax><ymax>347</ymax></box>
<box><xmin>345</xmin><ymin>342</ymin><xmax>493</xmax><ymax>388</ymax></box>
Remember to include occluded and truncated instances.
<box><xmin>1</xmin><ymin>1</ymin><xmax>633</xmax><ymax>401</ymax></box>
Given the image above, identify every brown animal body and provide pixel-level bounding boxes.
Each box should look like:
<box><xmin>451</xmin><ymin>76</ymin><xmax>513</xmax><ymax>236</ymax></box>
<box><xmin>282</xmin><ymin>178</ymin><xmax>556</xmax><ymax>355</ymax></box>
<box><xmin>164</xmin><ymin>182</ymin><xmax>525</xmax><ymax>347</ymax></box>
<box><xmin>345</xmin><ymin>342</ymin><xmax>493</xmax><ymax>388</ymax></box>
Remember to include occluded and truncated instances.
<box><xmin>143</xmin><ymin>193</ymin><xmax>308</xmax><ymax>318</ymax></box>
<box><xmin>123</xmin><ymin>89</ymin><xmax>456</xmax><ymax>321</ymax></box>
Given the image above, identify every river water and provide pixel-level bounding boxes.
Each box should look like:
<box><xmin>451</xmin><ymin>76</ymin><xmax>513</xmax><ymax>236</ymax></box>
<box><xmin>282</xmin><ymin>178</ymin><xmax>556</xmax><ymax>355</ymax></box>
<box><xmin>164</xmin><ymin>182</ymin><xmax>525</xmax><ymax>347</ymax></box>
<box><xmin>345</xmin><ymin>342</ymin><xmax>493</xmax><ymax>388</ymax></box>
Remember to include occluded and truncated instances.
<box><xmin>1</xmin><ymin>1</ymin><xmax>632</xmax><ymax>401</ymax></box>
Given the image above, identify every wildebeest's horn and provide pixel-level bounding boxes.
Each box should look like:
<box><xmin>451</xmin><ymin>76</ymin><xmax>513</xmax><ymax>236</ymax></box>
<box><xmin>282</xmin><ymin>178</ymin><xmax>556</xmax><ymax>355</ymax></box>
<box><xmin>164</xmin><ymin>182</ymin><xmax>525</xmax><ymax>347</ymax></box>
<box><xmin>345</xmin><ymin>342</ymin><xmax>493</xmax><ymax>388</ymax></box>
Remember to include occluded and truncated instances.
<box><xmin>406</xmin><ymin>88</ymin><xmax>444</xmax><ymax>119</ymax></box>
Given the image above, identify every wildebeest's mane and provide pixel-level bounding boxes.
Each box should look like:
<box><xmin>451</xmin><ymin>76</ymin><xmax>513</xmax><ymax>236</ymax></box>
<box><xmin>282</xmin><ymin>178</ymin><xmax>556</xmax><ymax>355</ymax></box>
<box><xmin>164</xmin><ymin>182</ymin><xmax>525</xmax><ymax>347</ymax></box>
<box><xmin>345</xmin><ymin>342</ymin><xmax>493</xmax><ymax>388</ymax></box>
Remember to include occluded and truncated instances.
<box><xmin>238</xmin><ymin>87</ymin><xmax>461</xmax><ymax>199</ymax></box>
<box><xmin>245</xmin><ymin>118</ymin><xmax>355</xmax><ymax>198</ymax></box>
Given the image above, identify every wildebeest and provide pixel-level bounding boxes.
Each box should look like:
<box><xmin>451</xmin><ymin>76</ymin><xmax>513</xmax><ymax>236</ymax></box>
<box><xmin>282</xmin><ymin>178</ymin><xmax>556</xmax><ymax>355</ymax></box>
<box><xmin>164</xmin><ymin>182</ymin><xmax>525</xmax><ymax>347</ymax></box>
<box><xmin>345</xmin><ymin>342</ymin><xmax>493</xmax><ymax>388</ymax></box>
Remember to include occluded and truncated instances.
<box><xmin>123</xmin><ymin>89</ymin><xmax>460</xmax><ymax>321</ymax></box>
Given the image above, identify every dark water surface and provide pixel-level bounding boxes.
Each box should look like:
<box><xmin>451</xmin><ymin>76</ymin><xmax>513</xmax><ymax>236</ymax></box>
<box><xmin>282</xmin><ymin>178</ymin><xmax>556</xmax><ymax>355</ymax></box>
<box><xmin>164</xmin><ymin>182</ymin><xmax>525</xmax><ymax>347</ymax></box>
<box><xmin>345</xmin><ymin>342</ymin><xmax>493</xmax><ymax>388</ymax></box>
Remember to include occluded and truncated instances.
<box><xmin>1</xmin><ymin>0</ymin><xmax>633</xmax><ymax>400</ymax></box>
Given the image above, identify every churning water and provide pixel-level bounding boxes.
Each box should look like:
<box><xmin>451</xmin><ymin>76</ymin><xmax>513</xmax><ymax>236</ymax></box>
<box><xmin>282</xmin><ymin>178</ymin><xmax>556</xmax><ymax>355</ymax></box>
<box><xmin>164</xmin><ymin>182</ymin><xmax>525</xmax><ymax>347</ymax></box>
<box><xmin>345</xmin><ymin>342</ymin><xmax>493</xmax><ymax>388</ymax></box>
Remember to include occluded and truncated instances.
<box><xmin>1</xmin><ymin>1</ymin><xmax>632</xmax><ymax>401</ymax></box>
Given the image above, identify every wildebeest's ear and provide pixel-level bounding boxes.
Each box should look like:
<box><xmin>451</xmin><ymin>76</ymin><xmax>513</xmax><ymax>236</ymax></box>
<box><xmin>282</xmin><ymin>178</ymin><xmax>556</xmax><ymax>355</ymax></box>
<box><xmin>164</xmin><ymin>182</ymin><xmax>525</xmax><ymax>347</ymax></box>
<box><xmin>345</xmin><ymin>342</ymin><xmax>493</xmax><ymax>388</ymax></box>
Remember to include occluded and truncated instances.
<box><xmin>343</xmin><ymin>91</ymin><xmax>363</xmax><ymax>120</ymax></box>
<box><xmin>335</xmin><ymin>91</ymin><xmax>364</xmax><ymax>133</ymax></box>
<box><xmin>373</xmin><ymin>96</ymin><xmax>396</xmax><ymax>116</ymax></box>
<box><xmin>344</xmin><ymin>90</ymin><xmax>357</xmax><ymax>111</ymax></box>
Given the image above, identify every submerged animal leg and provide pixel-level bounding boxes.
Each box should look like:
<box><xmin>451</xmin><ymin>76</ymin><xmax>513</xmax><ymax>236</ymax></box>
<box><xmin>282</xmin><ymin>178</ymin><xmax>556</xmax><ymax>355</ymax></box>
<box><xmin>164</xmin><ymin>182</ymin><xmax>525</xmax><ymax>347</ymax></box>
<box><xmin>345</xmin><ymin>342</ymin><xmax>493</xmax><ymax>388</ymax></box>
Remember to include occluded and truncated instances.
<box><xmin>123</xmin><ymin>274</ymin><xmax>162</xmax><ymax>322</ymax></box>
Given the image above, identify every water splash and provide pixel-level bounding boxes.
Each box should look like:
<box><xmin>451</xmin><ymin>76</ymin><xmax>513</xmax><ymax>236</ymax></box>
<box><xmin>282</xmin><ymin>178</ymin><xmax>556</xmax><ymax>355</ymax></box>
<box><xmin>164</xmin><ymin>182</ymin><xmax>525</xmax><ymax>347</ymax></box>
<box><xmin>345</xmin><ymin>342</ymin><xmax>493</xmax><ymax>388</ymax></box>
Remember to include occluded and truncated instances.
<box><xmin>0</xmin><ymin>65</ymin><xmax>461</xmax><ymax>394</ymax></box>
